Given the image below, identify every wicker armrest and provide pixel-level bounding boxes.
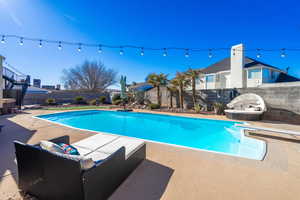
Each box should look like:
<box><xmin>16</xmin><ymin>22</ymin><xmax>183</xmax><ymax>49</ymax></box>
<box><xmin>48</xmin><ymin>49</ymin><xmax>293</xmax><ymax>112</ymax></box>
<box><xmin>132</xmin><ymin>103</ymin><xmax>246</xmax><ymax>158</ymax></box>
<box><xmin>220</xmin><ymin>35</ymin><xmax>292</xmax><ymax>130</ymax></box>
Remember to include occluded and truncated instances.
<box><xmin>82</xmin><ymin>147</ymin><xmax>126</xmax><ymax>200</ymax></box>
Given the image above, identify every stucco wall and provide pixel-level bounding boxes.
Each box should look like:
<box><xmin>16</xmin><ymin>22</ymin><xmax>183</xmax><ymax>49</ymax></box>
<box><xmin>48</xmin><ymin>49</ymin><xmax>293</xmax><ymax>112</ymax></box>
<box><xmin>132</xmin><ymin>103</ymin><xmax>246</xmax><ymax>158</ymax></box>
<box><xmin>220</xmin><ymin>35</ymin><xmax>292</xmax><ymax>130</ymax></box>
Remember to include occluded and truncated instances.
<box><xmin>145</xmin><ymin>86</ymin><xmax>300</xmax><ymax>124</ymax></box>
<box><xmin>23</xmin><ymin>90</ymin><xmax>111</xmax><ymax>105</ymax></box>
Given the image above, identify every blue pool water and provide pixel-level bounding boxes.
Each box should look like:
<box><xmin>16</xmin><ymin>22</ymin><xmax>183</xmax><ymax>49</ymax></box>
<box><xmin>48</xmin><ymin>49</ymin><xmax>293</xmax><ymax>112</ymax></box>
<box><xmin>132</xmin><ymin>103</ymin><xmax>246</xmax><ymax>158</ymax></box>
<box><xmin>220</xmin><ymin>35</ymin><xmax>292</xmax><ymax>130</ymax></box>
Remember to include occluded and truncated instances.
<box><xmin>37</xmin><ymin>110</ymin><xmax>266</xmax><ymax>160</ymax></box>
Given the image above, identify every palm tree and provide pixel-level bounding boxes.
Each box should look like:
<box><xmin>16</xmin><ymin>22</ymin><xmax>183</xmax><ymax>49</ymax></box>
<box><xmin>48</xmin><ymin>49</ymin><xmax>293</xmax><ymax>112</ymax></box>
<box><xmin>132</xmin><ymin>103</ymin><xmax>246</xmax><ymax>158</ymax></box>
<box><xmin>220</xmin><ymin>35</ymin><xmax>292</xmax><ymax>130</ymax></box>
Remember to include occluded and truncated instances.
<box><xmin>185</xmin><ymin>68</ymin><xmax>203</xmax><ymax>108</ymax></box>
<box><xmin>166</xmin><ymin>84</ymin><xmax>177</xmax><ymax>108</ymax></box>
<box><xmin>171</xmin><ymin>72</ymin><xmax>190</xmax><ymax>109</ymax></box>
<box><xmin>146</xmin><ymin>73</ymin><xmax>168</xmax><ymax>105</ymax></box>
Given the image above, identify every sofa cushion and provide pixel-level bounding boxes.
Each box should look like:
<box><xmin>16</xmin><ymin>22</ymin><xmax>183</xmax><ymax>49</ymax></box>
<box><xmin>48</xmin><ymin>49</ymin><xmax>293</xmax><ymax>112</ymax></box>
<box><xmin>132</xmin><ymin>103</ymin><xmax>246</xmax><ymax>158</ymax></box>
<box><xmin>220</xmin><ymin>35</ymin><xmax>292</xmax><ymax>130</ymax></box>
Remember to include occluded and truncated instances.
<box><xmin>40</xmin><ymin>140</ymin><xmax>65</xmax><ymax>154</ymax></box>
<box><xmin>84</xmin><ymin>151</ymin><xmax>110</xmax><ymax>162</ymax></box>
<box><xmin>74</xmin><ymin>145</ymin><xmax>110</xmax><ymax>161</ymax></box>
<box><xmin>98</xmin><ymin>137</ymin><xmax>145</xmax><ymax>159</ymax></box>
<box><xmin>72</xmin><ymin>134</ymin><xmax>119</xmax><ymax>151</ymax></box>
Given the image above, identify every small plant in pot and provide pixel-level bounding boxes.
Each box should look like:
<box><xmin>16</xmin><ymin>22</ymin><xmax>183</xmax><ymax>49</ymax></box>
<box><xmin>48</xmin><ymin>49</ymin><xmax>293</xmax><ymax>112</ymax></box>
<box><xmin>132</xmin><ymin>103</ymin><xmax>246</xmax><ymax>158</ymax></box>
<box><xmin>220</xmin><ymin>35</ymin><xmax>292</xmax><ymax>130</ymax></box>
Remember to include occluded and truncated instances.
<box><xmin>213</xmin><ymin>102</ymin><xmax>226</xmax><ymax>115</ymax></box>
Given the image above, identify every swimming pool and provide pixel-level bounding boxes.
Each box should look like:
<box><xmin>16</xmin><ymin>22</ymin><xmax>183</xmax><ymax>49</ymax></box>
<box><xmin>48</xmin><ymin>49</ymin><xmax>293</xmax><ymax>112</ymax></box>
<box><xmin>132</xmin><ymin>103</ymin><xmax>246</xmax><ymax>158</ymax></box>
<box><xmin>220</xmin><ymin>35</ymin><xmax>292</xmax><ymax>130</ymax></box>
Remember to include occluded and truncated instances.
<box><xmin>37</xmin><ymin>110</ymin><xmax>266</xmax><ymax>160</ymax></box>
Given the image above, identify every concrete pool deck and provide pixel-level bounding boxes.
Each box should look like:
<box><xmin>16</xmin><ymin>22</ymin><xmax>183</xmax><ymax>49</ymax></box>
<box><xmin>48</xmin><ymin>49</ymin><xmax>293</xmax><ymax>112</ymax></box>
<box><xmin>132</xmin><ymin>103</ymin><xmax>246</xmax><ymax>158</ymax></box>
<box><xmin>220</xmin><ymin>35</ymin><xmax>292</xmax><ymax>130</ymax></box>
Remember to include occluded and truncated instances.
<box><xmin>0</xmin><ymin>109</ymin><xmax>300</xmax><ymax>200</ymax></box>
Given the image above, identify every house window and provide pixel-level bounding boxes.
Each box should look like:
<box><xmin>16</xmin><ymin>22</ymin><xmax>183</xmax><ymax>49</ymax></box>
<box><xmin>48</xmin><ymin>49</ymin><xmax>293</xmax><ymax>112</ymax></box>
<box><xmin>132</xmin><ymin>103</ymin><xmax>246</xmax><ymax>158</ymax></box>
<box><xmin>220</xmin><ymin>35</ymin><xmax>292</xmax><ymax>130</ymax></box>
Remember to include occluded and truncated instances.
<box><xmin>248</xmin><ymin>68</ymin><xmax>261</xmax><ymax>79</ymax></box>
<box><xmin>206</xmin><ymin>75</ymin><xmax>214</xmax><ymax>83</ymax></box>
<box><xmin>270</xmin><ymin>70</ymin><xmax>275</xmax><ymax>79</ymax></box>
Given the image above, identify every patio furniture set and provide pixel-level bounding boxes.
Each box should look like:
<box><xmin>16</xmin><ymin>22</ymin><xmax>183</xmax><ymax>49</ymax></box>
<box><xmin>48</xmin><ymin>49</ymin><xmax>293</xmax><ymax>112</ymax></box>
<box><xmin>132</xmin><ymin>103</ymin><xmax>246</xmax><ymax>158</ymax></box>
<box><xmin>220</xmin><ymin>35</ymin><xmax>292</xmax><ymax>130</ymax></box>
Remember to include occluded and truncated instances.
<box><xmin>14</xmin><ymin>133</ymin><xmax>146</xmax><ymax>200</ymax></box>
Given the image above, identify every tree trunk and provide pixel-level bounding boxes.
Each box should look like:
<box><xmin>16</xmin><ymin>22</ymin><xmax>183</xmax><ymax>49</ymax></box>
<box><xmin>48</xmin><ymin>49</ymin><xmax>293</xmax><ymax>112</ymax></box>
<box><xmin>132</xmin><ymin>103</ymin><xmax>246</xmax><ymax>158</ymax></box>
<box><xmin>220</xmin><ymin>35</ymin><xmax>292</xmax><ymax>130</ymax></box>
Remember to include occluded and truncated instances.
<box><xmin>192</xmin><ymin>77</ymin><xmax>196</xmax><ymax>107</ymax></box>
<box><xmin>179</xmin><ymin>86</ymin><xmax>184</xmax><ymax>109</ymax></box>
<box><xmin>169</xmin><ymin>91</ymin><xmax>173</xmax><ymax>108</ymax></box>
<box><xmin>157</xmin><ymin>86</ymin><xmax>161</xmax><ymax>105</ymax></box>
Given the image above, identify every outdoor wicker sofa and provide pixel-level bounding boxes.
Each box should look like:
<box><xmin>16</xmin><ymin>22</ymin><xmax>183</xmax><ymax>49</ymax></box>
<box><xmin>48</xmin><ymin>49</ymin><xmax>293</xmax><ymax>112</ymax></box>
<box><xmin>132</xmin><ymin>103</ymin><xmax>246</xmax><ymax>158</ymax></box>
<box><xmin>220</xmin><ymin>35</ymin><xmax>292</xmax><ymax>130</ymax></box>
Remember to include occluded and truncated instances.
<box><xmin>225</xmin><ymin>93</ymin><xmax>267</xmax><ymax>121</ymax></box>
<box><xmin>14</xmin><ymin>134</ymin><xmax>146</xmax><ymax>200</ymax></box>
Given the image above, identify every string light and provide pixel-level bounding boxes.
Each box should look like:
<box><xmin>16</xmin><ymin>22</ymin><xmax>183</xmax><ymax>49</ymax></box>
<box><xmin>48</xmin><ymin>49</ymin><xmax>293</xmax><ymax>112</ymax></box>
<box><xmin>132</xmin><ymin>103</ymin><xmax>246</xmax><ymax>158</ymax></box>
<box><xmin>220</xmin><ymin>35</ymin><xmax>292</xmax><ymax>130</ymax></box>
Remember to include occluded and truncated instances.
<box><xmin>256</xmin><ymin>49</ymin><xmax>261</xmax><ymax>58</ymax></box>
<box><xmin>185</xmin><ymin>49</ymin><xmax>190</xmax><ymax>58</ymax></box>
<box><xmin>0</xmin><ymin>34</ymin><xmax>298</xmax><ymax>59</ymax></box>
<box><xmin>208</xmin><ymin>49</ymin><xmax>213</xmax><ymax>58</ymax></box>
<box><xmin>19</xmin><ymin>37</ymin><xmax>24</xmax><ymax>46</ymax></box>
<box><xmin>163</xmin><ymin>48</ymin><xmax>167</xmax><ymax>57</ymax></box>
<box><xmin>280</xmin><ymin>48</ymin><xmax>286</xmax><ymax>58</ymax></box>
<box><xmin>119</xmin><ymin>47</ymin><xmax>124</xmax><ymax>55</ymax></box>
<box><xmin>58</xmin><ymin>41</ymin><xmax>62</xmax><ymax>50</ymax></box>
<box><xmin>1</xmin><ymin>35</ymin><xmax>5</xmax><ymax>44</ymax></box>
<box><xmin>140</xmin><ymin>48</ymin><xmax>144</xmax><ymax>56</ymax></box>
<box><xmin>98</xmin><ymin>45</ymin><xmax>102</xmax><ymax>53</ymax></box>
<box><xmin>77</xmin><ymin>43</ymin><xmax>82</xmax><ymax>52</ymax></box>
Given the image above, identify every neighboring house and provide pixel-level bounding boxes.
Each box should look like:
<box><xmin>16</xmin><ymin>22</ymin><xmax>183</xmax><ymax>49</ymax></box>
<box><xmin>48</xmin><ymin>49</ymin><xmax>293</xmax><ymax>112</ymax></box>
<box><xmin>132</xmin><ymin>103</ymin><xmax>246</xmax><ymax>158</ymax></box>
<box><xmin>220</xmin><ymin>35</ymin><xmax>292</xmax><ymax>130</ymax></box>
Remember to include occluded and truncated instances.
<box><xmin>128</xmin><ymin>82</ymin><xmax>153</xmax><ymax>92</ymax></box>
<box><xmin>194</xmin><ymin>44</ymin><xmax>300</xmax><ymax>90</ymax></box>
<box><xmin>41</xmin><ymin>85</ymin><xmax>56</xmax><ymax>90</ymax></box>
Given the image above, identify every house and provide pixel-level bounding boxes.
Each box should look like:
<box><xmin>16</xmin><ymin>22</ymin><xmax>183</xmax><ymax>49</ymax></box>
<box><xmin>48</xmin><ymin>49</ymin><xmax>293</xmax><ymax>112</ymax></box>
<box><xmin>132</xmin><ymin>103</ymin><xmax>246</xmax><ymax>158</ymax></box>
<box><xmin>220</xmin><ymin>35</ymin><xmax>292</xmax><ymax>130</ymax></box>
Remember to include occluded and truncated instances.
<box><xmin>128</xmin><ymin>82</ymin><xmax>153</xmax><ymax>92</ymax></box>
<box><xmin>195</xmin><ymin>44</ymin><xmax>300</xmax><ymax>90</ymax></box>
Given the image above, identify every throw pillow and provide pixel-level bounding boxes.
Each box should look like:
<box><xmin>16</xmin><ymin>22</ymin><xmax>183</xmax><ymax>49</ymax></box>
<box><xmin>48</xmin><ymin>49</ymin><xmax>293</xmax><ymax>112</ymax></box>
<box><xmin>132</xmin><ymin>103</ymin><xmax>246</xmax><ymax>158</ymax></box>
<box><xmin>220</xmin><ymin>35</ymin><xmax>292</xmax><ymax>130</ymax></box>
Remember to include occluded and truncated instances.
<box><xmin>58</xmin><ymin>143</ymin><xmax>80</xmax><ymax>155</ymax></box>
<box><xmin>40</xmin><ymin>140</ymin><xmax>65</xmax><ymax>154</ymax></box>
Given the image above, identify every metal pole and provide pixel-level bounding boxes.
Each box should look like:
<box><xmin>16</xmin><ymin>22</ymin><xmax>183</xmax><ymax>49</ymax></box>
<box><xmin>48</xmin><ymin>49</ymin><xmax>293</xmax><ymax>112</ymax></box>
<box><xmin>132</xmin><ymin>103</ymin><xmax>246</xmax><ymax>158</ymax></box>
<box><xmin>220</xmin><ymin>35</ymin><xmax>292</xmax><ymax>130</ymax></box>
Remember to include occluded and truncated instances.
<box><xmin>0</xmin><ymin>55</ymin><xmax>5</xmax><ymax>99</ymax></box>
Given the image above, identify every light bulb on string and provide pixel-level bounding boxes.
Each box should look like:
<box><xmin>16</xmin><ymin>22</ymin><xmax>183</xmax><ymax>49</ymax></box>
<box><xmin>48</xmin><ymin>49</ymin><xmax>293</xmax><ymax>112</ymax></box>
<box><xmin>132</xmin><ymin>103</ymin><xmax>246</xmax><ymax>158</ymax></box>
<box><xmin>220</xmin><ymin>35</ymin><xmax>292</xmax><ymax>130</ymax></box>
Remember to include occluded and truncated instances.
<box><xmin>1</xmin><ymin>35</ymin><xmax>5</xmax><ymax>44</ymax></box>
<box><xmin>280</xmin><ymin>48</ymin><xmax>286</xmax><ymax>58</ymax></box>
<box><xmin>140</xmin><ymin>48</ymin><xmax>145</xmax><ymax>56</ymax></box>
<box><xmin>77</xmin><ymin>43</ymin><xmax>82</xmax><ymax>52</ymax></box>
<box><xmin>58</xmin><ymin>41</ymin><xmax>62</xmax><ymax>50</ymax></box>
<box><xmin>163</xmin><ymin>48</ymin><xmax>167</xmax><ymax>57</ymax></box>
<box><xmin>19</xmin><ymin>37</ymin><xmax>24</xmax><ymax>46</ymax></box>
<box><xmin>208</xmin><ymin>49</ymin><xmax>213</xmax><ymax>58</ymax></box>
<box><xmin>185</xmin><ymin>49</ymin><xmax>190</xmax><ymax>58</ymax></box>
<box><xmin>256</xmin><ymin>49</ymin><xmax>261</xmax><ymax>58</ymax></box>
<box><xmin>39</xmin><ymin>40</ymin><xmax>43</xmax><ymax>48</ymax></box>
<box><xmin>119</xmin><ymin>47</ymin><xmax>124</xmax><ymax>55</ymax></box>
<box><xmin>98</xmin><ymin>45</ymin><xmax>102</xmax><ymax>53</ymax></box>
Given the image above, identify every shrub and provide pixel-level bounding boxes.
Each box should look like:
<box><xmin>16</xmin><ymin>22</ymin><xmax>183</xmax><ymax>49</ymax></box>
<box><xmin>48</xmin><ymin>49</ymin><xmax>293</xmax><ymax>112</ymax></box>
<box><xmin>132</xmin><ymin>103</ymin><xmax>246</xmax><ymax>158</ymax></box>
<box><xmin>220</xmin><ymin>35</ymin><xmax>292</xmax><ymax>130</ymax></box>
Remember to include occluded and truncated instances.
<box><xmin>74</xmin><ymin>96</ymin><xmax>86</xmax><ymax>104</ymax></box>
<box><xmin>194</xmin><ymin>104</ymin><xmax>202</xmax><ymax>113</ymax></box>
<box><xmin>99</xmin><ymin>96</ymin><xmax>106</xmax><ymax>104</ymax></box>
<box><xmin>148</xmin><ymin>103</ymin><xmax>160</xmax><ymax>110</ymax></box>
<box><xmin>89</xmin><ymin>99</ymin><xmax>98</xmax><ymax>105</ymax></box>
<box><xmin>112</xmin><ymin>94</ymin><xmax>121</xmax><ymax>102</ymax></box>
<box><xmin>213</xmin><ymin>102</ymin><xmax>226</xmax><ymax>115</ymax></box>
<box><xmin>45</xmin><ymin>98</ymin><xmax>56</xmax><ymax>105</ymax></box>
<box><xmin>112</xmin><ymin>99</ymin><xmax>122</xmax><ymax>105</ymax></box>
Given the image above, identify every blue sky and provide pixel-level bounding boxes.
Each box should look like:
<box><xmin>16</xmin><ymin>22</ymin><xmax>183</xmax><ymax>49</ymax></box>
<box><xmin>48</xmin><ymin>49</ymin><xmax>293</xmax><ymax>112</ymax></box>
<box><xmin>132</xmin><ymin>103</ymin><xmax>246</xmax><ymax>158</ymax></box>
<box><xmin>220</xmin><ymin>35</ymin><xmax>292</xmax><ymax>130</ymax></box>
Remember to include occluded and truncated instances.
<box><xmin>0</xmin><ymin>0</ymin><xmax>299</xmax><ymax>88</ymax></box>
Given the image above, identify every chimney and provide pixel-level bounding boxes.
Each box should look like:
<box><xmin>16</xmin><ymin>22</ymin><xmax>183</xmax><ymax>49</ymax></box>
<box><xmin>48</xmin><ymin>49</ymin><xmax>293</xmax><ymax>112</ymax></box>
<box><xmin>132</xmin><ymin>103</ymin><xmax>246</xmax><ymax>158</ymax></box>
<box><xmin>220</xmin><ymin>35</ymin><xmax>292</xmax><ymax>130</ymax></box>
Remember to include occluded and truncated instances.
<box><xmin>230</xmin><ymin>44</ymin><xmax>245</xmax><ymax>88</ymax></box>
<box><xmin>286</xmin><ymin>67</ymin><xmax>290</xmax><ymax>74</ymax></box>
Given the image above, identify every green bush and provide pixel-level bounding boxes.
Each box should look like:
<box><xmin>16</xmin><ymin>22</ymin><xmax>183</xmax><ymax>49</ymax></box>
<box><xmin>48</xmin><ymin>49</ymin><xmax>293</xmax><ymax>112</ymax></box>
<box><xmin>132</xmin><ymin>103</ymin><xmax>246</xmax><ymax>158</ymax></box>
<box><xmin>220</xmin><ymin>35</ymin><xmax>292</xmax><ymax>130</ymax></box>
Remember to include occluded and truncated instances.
<box><xmin>99</xmin><ymin>96</ymin><xmax>106</xmax><ymax>104</ymax></box>
<box><xmin>112</xmin><ymin>99</ymin><xmax>122</xmax><ymax>105</ymax></box>
<box><xmin>74</xmin><ymin>96</ymin><xmax>87</xmax><ymax>104</ymax></box>
<box><xmin>89</xmin><ymin>99</ymin><xmax>98</xmax><ymax>105</ymax></box>
<box><xmin>112</xmin><ymin>94</ymin><xmax>121</xmax><ymax>102</ymax></box>
<box><xmin>45</xmin><ymin>98</ymin><xmax>56</xmax><ymax>105</ymax></box>
<box><xmin>194</xmin><ymin>104</ymin><xmax>202</xmax><ymax>113</ymax></box>
<box><xmin>213</xmin><ymin>102</ymin><xmax>226</xmax><ymax>115</ymax></box>
<box><xmin>148</xmin><ymin>103</ymin><xmax>160</xmax><ymax>110</ymax></box>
